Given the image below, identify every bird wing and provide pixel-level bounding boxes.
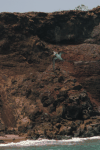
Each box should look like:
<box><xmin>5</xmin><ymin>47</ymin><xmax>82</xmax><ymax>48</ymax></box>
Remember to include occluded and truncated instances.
<box><xmin>53</xmin><ymin>51</ymin><xmax>58</xmax><ymax>56</ymax></box>
<box><xmin>58</xmin><ymin>51</ymin><xmax>66</xmax><ymax>56</ymax></box>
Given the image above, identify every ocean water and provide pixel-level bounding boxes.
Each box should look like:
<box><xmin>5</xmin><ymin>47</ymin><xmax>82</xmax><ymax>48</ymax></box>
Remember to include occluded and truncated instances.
<box><xmin>0</xmin><ymin>136</ymin><xmax>100</xmax><ymax>150</ymax></box>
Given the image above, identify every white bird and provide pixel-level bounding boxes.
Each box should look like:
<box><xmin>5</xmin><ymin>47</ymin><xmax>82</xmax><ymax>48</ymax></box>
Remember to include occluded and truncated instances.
<box><xmin>53</xmin><ymin>51</ymin><xmax>65</xmax><ymax>70</ymax></box>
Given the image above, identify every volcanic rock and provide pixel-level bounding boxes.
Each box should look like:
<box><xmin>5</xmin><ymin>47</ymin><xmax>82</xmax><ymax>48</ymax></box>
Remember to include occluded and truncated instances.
<box><xmin>0</xmin><ymin>7</ymin><xmax>100</xmax><ymax>138</ymax></box>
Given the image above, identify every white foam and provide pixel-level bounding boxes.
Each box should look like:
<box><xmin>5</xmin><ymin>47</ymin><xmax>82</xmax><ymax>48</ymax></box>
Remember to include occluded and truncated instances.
<box><xmin>0</xmin><ymin>136</ymin><xmax>100</xmax><ymax>147</ymax></box>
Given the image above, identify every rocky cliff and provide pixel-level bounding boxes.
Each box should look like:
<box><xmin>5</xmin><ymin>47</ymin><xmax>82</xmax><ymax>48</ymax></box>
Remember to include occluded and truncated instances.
<box><xmin>0</xmin><ymin>6</ymin><xmax>100</xmax><ymax>139</ymax></box>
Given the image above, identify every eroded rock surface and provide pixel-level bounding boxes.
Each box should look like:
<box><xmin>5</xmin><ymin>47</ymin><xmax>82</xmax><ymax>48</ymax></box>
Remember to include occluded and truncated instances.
<box><xmin>0</xmin><ymin>6</ymin><xmax>100</xmax><ymax>139</ymax></box>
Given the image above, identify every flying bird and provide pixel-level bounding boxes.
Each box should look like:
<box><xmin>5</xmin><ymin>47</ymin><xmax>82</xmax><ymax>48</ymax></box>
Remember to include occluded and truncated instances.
<box><xmin>53</xmin><ymin>51</ymin><xmax>66</xmax><ymax>70</ymax></box>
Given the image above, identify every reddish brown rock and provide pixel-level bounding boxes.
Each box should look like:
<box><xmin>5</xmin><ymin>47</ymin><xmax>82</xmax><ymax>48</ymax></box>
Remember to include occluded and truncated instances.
<box><xmin>0</xmin><ymin>7</ymin><xmax>100</xmax><ymax>139</ymax></box>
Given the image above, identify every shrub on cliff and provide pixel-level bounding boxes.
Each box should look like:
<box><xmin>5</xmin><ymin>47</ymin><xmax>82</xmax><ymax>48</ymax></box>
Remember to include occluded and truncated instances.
<box><xmin>75</xmin><ymin>4</ymin><xmax>88</xmax><ymax>11</ymax></box>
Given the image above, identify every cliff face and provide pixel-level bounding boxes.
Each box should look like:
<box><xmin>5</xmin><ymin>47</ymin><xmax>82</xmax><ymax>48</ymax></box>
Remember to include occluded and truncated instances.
<box><xmin>0</xmin><ymin>6</ymin><xmax>100</xmax><ymax>139</ymax></box>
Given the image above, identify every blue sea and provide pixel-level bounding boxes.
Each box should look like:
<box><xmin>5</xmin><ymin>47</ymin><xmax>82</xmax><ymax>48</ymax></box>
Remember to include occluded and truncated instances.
<box><xmin>0</xmin><ymin>136</ymin><xmax>100</xmax><ymax>150</ymax></box>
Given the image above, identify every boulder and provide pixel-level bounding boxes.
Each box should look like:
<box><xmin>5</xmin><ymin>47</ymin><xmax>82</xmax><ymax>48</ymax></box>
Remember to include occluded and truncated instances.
<box><xmin>59</xmin><ymin>125</ymin><xmax>72</xmax><ymax>135</ymax></box>
<box><xmin>56</xmin><ymin>105</ymin><xmax>65</xmax><ymax>118</ymax></box>
<box><xmin>41</xmin><ymin>93</ymin><xmax>54</xmax><ymax>107</ymax></box>
<box><xmin>65</xmin><ymin>105</ymin><xmax>81</xmax><ymax>120</ymax></box>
